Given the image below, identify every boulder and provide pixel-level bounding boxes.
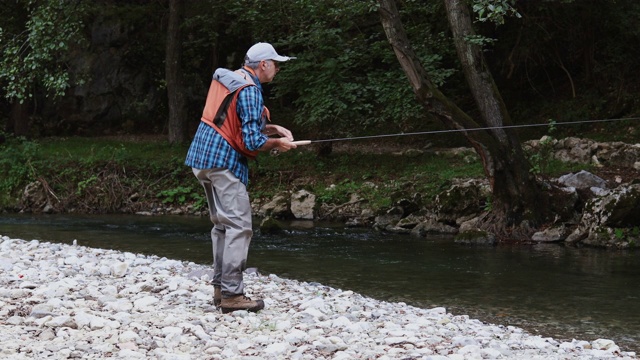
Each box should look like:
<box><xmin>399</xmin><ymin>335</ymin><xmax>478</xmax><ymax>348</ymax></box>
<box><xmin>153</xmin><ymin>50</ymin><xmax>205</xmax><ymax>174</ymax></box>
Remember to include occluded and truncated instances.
<box><xmin>546</xmin><ymin>184</ymin><xmax>581</xmax><ymax>223</ymax></box>
<box><xmin>410</xmin><ymin>218</ymin><xmax>458</xmax><ymax>237</ymax></box>
<box><xmin>396</xmin><ymin>213</ymin><xmax>425</xmax><ymax>230</ymax></box>
<box><xmin>435</xmin><ymin>179</ymin><xmax>490</xmax><ymax>223</ymax></box>
<box><xmin>290</xmin><ymin>190</ymin><xmax>316</xmax><ymax>220</ymax></box>
<box><xmin>259</xmin><ymin>216</ymin><xmax>284</xmax><ymax>234</ymax></box>
<box><xmin>373</xmin><ymin>206</ymin><xmax>404</xmax><ymax>231</ymax></box>
<box><xmin>523</xmin><ymin>137</ymin><xmax>640</xmax><ymax>169</ymax></box>
<box><xmin>570</xmin><ymin>183</ymin><xmax>640</xmax><ymax>248</ymax></box>
<box><xmin>582</xmin><ymin>184</ymin><xmax>640</xmax><ymax>228</ymax></box>
<box><xmin>21</xmin><ymin>181</ymin><xmax>53</xmax><ymax>213</ymax></box>
<box><xmin>557</xmin><ymin>170</ymin><xmax>607</xmax><ymax>190</ymax></box>
<box><xmin>553</xmin><ymin>137</ymin><xmax>598</xmax><ymax>164</ymax></box>
<box><xmin>596</xmin><ymin>142</ymin><xmax>640</xmax><ymax>168</ymax></box>
<box><xmin>454</xmin><ymin>230</ymin><xmax>496</xmax><ymax>246</ymax></box>
<box><xmin>258</xmin><ymin>193</ymin><xmax>291</xmax><ymax>219</ymax></box>
<box><xmin>532</xmin><ymin>225</ymin><xmax>571</xmax><ymax>242</ymax></box>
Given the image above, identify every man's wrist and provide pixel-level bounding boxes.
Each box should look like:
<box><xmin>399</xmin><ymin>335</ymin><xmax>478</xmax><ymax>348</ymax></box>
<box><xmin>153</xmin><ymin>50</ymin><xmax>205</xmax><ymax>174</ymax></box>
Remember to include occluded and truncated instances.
<box><xmin>260</xmin><ymin>138</ymin><xmax>280</xmax><ymax>151</ymax></box>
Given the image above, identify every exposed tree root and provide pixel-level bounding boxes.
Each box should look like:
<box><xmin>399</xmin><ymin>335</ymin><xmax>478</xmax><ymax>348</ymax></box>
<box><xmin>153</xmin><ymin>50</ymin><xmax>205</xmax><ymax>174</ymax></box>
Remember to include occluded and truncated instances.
<box><xmin>475</xmin><ymin>211</ymin><xmax>537</xmax><ymax>243</ymax></box>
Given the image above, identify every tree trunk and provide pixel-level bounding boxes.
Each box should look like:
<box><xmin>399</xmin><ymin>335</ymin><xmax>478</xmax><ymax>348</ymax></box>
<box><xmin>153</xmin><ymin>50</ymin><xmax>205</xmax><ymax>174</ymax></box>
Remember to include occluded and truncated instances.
<box><xmin>165</xmin><ymin>0</ymin><xmax>187</xmax><ymax>144</ymax></box>
<box><xmin>7</xmin><ymin>101</ymin><xmax>30</xmax><ymax>137</ymax></box>
<box><xmin>378</xmin><ymin>0</ymin><xmax>547</xmax><ymax>238</ymax></box>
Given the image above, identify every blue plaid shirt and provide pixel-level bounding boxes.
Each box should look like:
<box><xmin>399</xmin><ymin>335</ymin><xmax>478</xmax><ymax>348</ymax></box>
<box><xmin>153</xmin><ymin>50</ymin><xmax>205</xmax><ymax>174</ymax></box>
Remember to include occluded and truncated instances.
<box><xmin>185</xmin><ymin>70</ymin><xmax>268</xmax><ymax>185</ymax></box>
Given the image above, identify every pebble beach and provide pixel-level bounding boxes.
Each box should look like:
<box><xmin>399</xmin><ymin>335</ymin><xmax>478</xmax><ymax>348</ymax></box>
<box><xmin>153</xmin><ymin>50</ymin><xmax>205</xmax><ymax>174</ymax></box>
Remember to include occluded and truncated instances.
<box><xmin>0</xmin><ymin>235</ymin><xmax>636</xmax><ymax>360</ymax></box>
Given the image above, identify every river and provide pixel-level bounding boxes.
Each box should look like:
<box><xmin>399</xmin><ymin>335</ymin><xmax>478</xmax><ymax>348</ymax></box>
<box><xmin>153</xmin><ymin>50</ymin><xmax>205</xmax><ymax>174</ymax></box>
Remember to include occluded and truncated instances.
<box><xmin>1</xmin><ymin>213</ymin><xmax>638</xmax><ymax>353</ymax></box>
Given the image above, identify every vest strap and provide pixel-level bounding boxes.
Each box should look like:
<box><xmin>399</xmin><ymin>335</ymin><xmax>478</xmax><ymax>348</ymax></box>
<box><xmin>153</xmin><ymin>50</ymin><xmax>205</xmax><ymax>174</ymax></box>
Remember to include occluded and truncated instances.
<box><xmin>213</xmin><ymin>90</ymin><xmax>238</xmax><ymax>128</ymax></box>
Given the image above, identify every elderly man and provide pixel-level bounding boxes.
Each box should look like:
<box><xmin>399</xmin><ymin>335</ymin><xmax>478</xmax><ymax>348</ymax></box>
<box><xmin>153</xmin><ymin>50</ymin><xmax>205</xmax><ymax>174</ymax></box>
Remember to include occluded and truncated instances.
<box><xmin>185</xmin><ymin>43</ymin><xmax>297</xmax><ymax>313</ymax></box>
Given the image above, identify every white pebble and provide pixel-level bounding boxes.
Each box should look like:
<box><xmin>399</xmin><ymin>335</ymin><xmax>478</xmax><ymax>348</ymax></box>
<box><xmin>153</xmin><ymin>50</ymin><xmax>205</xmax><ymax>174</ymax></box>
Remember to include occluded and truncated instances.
<box><xmin>0</xmin><ymin>235</ymin><xmax>635</xmax><ymax>360</ymax></box>
<box><xmin>112</xmin><ymin>261</ymin><xmax>129</xmax><ymax>277</ymax></box>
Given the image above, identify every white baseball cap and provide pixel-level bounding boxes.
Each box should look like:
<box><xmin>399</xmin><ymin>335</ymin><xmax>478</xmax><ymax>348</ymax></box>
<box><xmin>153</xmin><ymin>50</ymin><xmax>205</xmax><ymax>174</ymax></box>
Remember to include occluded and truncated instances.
<box><xmin>244</xmin><ymin>42</ymin><xmax>296</xmax><ymax>64</ymax></box>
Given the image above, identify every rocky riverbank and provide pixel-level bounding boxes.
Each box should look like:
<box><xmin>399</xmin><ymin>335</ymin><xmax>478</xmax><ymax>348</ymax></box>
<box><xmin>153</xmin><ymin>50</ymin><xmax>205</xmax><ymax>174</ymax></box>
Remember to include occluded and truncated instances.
<box><xmin>0</xmin><ymin>235</ymin><xmax>636</xmax><ymax>359</ymax></box>
<box><xmin>11</xmin><ymin>137</ymin><xmax>640</xmax><ymax>248</ymax></box>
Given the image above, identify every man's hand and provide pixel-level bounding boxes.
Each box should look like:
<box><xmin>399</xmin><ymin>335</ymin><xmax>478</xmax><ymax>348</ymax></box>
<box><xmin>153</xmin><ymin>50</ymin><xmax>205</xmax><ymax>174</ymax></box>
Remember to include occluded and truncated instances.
<box><xmin>265</xmin><ymin>124</ymin><xmax>294</xmax><ymax>141</ymax></box>
<box><xmin>274</xmin><ymin>138</ymin><xmax>297</xmax><ymax>152</ymax></box>
<box><xmin>261</xmin><ymin>124</ymin><xmax>298</xmax><ymax>153</ymax></box>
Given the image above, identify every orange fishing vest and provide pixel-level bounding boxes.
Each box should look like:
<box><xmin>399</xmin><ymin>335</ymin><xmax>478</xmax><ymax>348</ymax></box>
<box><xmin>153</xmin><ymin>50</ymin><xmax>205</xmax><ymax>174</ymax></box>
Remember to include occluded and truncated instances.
<box><xmin>200</xmin><ymin>70</ymin><xmax>270</xmax><ymax>160</ymax></box>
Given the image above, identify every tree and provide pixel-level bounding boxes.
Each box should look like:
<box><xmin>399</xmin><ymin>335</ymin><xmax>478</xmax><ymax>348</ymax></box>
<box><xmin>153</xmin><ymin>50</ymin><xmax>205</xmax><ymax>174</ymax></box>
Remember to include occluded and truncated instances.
<box><xmin>0</xmin><ymin>0</ymin><xmax>87</xmax><ymax>136</ymax></box>
<box><xmin>378</xmin><ymin>0</ymin><xmax>547</xmax><ymax>239</ymax></box>
<box><xmin>165</xmin><ymin>0</ymin><xmax>188</xmax><ymax>144</ymax></box>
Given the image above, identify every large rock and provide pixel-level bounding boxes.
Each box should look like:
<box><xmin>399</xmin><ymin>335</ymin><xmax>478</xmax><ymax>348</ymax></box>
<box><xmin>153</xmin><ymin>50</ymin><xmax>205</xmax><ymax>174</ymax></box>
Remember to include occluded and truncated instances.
<box><xmin>290</xmin><ymin>190</ymin><xmax>316</xmax><ymax>220</ymax></box>
<box><xmin>546</xmin><ymin>184</ymin><xmax>581</xmax><ymax>223</ymax></box>
<box><xmin>596</xmin><ymin>142</ymin><xmax>640</xmax><ymax>168</ymax></box>
<box><xmin>524</xmin><ymin>137</ymin><xmax>640</xmax><ymax>168</ymax></box>
<box><xmin>373</xmin><ymin>206</ymin><xmax>404</xmax><ymax>231</ymax></box>
<box><xmin>258</xmin><ymin>193</ymin><xmax>291</xmax><ymax>219</ymax></box>
<box><xmin>435</xmin><ymin>179</ymin><xmax>490</xmax><ymax>223</ymax></box>
<box><xmin>557</xmin><ymin>170</ymin><xmax>607</xmax><ymax>190</ymax></box>
<box><xmin>532</xmin><ymin>225</ymin><xmax>571</xmax><ymax>242</ymax></box>
<box><xmin>21</xmin><ymin>181</ymin><xmax>55</xmax><ymax>213</ymax></box>
<box><xmin>568</xmin><ymin>183</ymin><xmax>640</xmax><ymax>248</ymax></box>
<box><xmin>37</xmin><ymin>14</ymin><xmax>165</xmax><ymax>136</ymax></box>
<box><xmin>583</xmin><ymin>184</ymin><xmax>640</xmax><ymax>228</ymax></box>
<box><xmin>454</xmin><ymin>230</ymin><xmax>496</xmax><ymax>246</ymax></box>
<box><xmin>410</xmin><ymin>217</ymin><xmax>458</xmax><ymax>237</ymax></box>
<box><xmin>259</xmin><ymin>216</ymin><xmax>284</xmax><ymax>234</ymax></box>
<box><xmin>553</xmin><ymin>137</ymin><xmax>598</xmax><ymax>164</ymax></box>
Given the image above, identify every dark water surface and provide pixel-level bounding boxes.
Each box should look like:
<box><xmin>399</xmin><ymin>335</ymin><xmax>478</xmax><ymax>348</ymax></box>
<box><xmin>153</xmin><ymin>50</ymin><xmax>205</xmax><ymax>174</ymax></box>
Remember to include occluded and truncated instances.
<box><xmin>1</xmin><ymin>214</ymin><xmax>638</xmax><ymax>353</ymax></box>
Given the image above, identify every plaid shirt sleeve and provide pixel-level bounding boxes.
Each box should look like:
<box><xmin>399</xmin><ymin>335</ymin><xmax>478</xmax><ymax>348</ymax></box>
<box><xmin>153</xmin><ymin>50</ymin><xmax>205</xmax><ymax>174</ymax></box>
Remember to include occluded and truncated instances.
<box><xmin>236</xmin><ymin>85</ymin><xmax>268</xmax><ymax>151</ymax></box>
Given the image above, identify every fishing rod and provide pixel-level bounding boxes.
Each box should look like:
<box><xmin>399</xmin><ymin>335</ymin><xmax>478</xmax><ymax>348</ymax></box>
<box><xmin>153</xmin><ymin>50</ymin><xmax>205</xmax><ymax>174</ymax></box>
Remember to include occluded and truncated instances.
<box><xmin>290</xmin><ymin>117</ymin><xmax>640</xmax><ymax>146</ymax></box>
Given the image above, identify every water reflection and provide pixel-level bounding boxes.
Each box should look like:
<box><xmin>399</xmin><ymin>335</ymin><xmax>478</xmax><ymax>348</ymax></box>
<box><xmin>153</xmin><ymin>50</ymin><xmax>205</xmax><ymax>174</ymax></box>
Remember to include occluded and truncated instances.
<box><xmin>0</xmin><ymin>214</ymin><xmax>638</xmax><ymax>353</ymax></box>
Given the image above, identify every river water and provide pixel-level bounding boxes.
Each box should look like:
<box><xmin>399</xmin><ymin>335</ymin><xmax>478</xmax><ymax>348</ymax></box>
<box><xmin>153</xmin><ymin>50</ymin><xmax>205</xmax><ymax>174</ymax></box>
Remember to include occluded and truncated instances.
<box><xmin>1</xmin><ymin>214</ymin><xmax>638</xmax><ymax>353</ymax></box>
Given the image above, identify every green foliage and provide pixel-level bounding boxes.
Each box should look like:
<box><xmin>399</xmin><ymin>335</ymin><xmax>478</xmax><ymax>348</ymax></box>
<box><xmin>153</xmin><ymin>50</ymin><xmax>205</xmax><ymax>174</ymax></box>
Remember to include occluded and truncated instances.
<box><xmin>250</xmin><ymin>142</ymin><xmax>484</xmax><ymax>212</ymax></box>
<box><xmin>315</xmin><ymin>179</ymin><xmax>360</xmax><ymax>204</ymax></box>
<box><xmin>0</xmin><ymin>133</ymin><xmax>39</xmax><ymax>204</ymax></box>
<box><xmin>464</xmin><ymin>35</ymin><xmax>496</xmax><ymax>47</ymax></box>
<box><xmin>472</xmin><ymin>0</ymin><xmax>521</xmax><ymax>25</ymax></box>
<box><xmin>484</xmin><ymin>196</ymin><xmax>493</xmax><ymax>211</ymax></box>
<box><xmin>76</xmin><ymin>175</ymin><xmax>98</xmax><ymax>196</ymax></box>
<box><xmin>0</xmin><ymin>0</ymin><xmax>88</xmax><ymax>102</ymax></box>
<box><xmin>528</xmin><ymin>119</ymin><xmax>557</xmax><ymax>175</ymax></box>
<box><xmin>207</xmin><ymin>0</ymin><xmax>456</xmax><ymax>138</ymax></box>
<box><xmin>157</xmin><ymin>186</ymin><xmax>192</xmax><ymax>205</ymax></box>
<box><xmin>613</xmin><ymin>227</ymin><xmax>640</xmax><ymax>244</ymax></box>
<box><xmin>0</xmin><ymin>136</ymin><xmax>198</xmax><ymax>212</ymax></box>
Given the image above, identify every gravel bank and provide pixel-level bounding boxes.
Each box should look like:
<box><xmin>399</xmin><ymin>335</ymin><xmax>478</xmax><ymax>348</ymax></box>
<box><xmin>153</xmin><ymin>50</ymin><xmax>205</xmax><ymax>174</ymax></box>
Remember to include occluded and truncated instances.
<box><xmin>0</xmin><ymin>235</ymin><xmax>636</xmax><ymax>360</ymax></box>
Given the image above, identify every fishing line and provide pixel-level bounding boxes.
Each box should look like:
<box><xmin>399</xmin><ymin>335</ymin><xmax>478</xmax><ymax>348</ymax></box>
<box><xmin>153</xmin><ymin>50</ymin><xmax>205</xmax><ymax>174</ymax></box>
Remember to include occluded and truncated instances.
<box><xmin>291</xmin><ymin>116</ymin><xmax>640</xmax><ymax>146</ymax></box>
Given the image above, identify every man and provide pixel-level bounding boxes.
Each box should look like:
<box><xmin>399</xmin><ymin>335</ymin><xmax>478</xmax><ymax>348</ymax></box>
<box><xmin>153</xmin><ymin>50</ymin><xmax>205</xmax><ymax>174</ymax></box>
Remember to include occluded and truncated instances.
<box><xmin>185</xmin><ymin>42</ymin><xmax>297</xmax><ymax>313</ymax></box>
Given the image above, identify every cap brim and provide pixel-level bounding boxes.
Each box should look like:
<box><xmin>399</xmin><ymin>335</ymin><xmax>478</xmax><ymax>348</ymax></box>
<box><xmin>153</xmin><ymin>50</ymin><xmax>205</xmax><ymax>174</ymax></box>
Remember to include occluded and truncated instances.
<box><xmin>273</xmin><ymin>55</ymin><xmax>296</xmax><ymax>62</ymax></box>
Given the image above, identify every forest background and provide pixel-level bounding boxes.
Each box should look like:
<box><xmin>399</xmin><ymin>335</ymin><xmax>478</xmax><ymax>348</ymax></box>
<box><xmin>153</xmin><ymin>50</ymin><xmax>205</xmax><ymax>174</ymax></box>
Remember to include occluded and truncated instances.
<box><xmin>1</xmin><ymin>0</ymin><xmax>640</xmax><ymax>227</ymax></box>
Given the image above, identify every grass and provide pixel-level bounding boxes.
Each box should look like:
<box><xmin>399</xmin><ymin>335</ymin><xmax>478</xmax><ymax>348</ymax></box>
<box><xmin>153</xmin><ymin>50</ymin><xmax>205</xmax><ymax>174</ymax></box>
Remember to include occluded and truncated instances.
<box><xmin>1</xmin><ymin>135</ymin><xmax>197</xmax><ymax>212</ymax></box>
<box><xmin>0</xmin><ymin>133</ymin><xmax>606</xmax><ymax>214</ymax></box>
<box><xmin>37</xmin><ymin>136</ymin><xmax>188</xmax><ymax>163</ymax></box>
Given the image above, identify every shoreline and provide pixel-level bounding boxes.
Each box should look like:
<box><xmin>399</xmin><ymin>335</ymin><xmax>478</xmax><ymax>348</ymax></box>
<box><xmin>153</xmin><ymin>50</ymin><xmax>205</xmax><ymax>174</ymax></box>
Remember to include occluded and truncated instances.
<box><xmin>0</xmin><ymin>235</ymin><xmax>636</xmax><ymax>359</ymax></box>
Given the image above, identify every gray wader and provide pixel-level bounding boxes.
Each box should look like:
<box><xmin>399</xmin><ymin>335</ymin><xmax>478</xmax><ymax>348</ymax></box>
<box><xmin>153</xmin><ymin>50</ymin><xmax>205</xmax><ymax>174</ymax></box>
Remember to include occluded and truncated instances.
<box><xmin>193</xmin><ymin>168</ymin><xmax>252</xmax><ymax>297</ymax></box>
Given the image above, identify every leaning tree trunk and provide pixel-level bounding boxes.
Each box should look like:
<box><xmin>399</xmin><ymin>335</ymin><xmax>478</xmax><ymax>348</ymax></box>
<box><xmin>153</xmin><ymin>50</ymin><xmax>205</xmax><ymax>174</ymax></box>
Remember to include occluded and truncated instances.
<box><xmin>165</xmin><ymin>0</ymin><xmax>188</xmax><ymax>144</ymax></box>
<box><xmin>378</xmin><ymin>0</ymin><xmax>547</xmax><ymax>238</ymax></box>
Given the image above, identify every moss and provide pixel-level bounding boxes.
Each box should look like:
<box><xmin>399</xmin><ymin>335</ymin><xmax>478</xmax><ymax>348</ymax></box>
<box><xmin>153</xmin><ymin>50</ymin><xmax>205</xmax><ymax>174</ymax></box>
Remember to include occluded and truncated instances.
<box><xmin>454</xmin><ymin>229</ymin><xmax>497</xmax><ymax>246</ymax></box>
<box><xmin>259</xmin><ymin>217</ymin><xmax>284</xmax><ymax>234</ymax></box>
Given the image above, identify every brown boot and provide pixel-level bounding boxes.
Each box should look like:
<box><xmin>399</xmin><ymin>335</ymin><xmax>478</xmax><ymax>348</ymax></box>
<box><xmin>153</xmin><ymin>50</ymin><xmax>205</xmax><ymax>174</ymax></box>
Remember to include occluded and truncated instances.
<box><xmin>214</xmin><ymin>286</ymin><xmax>222</xmax><ymax>308</ymax></box>
<box><xmin>220</xmin><ymin>294</ymin><xmax>264</xmax><ymax>314</ymax></box>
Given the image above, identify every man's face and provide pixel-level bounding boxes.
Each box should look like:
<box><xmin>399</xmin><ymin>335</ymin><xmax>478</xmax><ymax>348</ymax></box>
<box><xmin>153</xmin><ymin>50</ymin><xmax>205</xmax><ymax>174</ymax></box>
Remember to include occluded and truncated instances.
<box><xmin>260</xmin><ymin>60</ymin><xmax>279</xmax><ymax>83</ymax></box>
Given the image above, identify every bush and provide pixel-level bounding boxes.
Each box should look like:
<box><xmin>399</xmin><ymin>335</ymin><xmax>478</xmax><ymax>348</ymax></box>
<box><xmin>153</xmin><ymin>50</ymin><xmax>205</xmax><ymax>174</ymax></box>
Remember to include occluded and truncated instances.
<box><xmin>0</xmin><ymin>133</ymin><xmax>39</xmax><ymax>206</ymax></box>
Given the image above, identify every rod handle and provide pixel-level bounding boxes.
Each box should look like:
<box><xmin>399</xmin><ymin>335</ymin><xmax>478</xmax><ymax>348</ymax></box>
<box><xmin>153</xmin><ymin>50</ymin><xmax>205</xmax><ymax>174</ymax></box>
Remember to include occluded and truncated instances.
<box><xmin>292</xmin><ymin>140</ymin><xmax>312</xmax><ymax>146</ymax></box>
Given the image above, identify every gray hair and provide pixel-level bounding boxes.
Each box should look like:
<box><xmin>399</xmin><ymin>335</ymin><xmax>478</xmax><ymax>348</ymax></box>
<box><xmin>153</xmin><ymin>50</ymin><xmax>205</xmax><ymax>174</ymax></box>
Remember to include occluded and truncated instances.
<box><xmin>244</xmin><ymin>57</ymin><xmax>261</xmax><ymax>70</ymax></box>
